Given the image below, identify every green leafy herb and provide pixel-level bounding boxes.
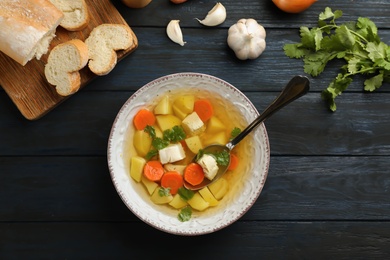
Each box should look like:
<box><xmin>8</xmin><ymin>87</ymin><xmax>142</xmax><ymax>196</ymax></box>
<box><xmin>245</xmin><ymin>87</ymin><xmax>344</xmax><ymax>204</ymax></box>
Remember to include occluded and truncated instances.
<box><xmin>144</xmin><ymin>125</ymin><xmax>156</xmax><ymax>139</ymax></box>
<box><xmin>145</xmin><ymin>149</ymin><xmax>158</xmax><ymax>160</ymax></box>
<box><xmin>163</xmin><ymin>125</ymin><xmax>186</xmax><ymax>143</ymax></box>
<box><xmin>151</xmin><ymin>137</ymin><xmax>169</xmax><ymax>150</ymax></box>
<box><xmin>143</xmin><ymin>125</ymin><xmax>187</xmax><ymax>160</ymax></box>
<box><xmin>230</xmin><ymin>127</ymin><xmax>242</xmax><ymax>140</ymax></box>
<box><xmin>196</xmin><ymin>149</ymin><xmax>204</xmax><ymax>161</ymax></box>
<box><xmin>211</xmin><ymin>150</ymin><xmax>230</xmax><ymax>166</ymax></box>
<box><xmin>196</xmin><ymin>149</ymin><xmax>230</xmax><ymax>166</ymax></box>
<box><xmin>283</xmin><ymin>7</ymin><xmax>390</xmax><ymax>111</ymax></box>
<box><xmin>158</xmin><ymin>187</ymin><xmax>171</xmax><ymax>197</ymax></box>
<box><xmin>178</xmin><ymin>206</ymin><xmax>192</xmax><ymax>222</ymax></box>
<box><xmin>178</xmin><ymin>187</ymin><xmax>195</xmax><ymax>201</ymax></box>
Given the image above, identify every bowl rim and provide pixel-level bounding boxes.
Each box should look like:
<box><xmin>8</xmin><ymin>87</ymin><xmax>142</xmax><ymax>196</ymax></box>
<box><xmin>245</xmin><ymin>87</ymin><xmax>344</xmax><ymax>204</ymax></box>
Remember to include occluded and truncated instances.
<box><xmin>107</xmin><ymin>72</ymin><xmax>270</xmax><ymax>235</ymax></box>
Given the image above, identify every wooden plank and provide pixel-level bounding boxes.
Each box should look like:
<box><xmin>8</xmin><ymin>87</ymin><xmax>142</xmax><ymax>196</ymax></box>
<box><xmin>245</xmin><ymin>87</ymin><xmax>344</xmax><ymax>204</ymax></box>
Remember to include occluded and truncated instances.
<box><xmin>1</xmin><ymin>156</ymin><xmax>390</xmax><ymax>221</ymax></box>
<box><xmin>1</xmin><ymin>91</ymin><xmax>389</xmax><ymax>156</ymax></box>
<box><xmin>113</xmin><ymin>0</ymin><xmax>390</xmax><ymax>29</ymax></box>
<box><xmin>0</xmin><ymin>221</ymin><xmax>389</xmax><ymax>258</ymax></box>
<box><xmin>0</xmin><ymin>0</ymin><xmax>138</xmax><ymax>120</ymax></box>
<box><xmin>77</xmin><ymin>27</ymin><xmax>390</xmax><ymax>93</ymax></box>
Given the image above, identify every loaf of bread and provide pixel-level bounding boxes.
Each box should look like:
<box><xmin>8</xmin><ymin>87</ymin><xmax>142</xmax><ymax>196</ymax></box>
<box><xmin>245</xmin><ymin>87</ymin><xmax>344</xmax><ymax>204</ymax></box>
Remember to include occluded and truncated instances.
<box><xmin>49</xmin><ymin>0</ymin><xmax>90</xmax><ymax>31</ymax></box>
<box><xmin>44</xmin><ymin>39</ymin><xmax>89</xmax><ymax>96</ymax></box>
<box><xmin>0</xmin><ymin>0</ymin><xmax>64</xmax><ymax>66</ymax></box>
<box><xmin>85</xmin><ymin>24</ymin><xmax>134</xmax><ymax>75</ymax></box>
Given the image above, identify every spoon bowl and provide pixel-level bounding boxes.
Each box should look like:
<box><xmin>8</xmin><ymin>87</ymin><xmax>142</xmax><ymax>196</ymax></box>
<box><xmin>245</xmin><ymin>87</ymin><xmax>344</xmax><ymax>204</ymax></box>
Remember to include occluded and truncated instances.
<box><xmin>184</xmin><ymin>75</ymin><xmax>310</xmax><ymax>190</ymax></box>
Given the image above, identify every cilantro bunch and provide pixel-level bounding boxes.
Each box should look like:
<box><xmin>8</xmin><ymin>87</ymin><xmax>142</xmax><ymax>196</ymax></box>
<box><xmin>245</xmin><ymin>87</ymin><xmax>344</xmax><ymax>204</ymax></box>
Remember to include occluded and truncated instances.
<box><xmin>284</xmin><ymin>7</ymin><xmax>390</xmax><ymax>111</ymax></box>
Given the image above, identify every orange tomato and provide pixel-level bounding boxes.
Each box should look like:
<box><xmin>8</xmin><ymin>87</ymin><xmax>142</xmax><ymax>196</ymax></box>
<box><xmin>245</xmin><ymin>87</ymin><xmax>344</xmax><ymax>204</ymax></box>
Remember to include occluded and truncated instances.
<box><xmin>272</xmin><ymin>0</ymin><xmax>317</xmax><ymax>13</ymax></box>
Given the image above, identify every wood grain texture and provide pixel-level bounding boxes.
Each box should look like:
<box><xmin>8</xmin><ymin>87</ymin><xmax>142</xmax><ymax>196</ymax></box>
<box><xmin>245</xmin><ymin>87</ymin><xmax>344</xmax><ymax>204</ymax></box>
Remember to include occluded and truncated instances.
<box><xmin>1</xmin><ymin>221</ymin><xmax>390</xmax><ymax>259</ymax></box>
<box><xmin>0</xmin><ymin>0</ymin><xmax>138</xmax><ymax>120</ymax></box>
<box><xmin>0</xmin><ymin>0</ymin><xmax>390</xmax><ymax>258</ymax></box>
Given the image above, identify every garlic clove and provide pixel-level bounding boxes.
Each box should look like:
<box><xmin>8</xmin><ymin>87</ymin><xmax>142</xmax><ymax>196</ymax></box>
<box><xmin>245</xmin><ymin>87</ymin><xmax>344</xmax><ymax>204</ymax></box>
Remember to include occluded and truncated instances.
<box><xmin>196</xmin><ymin>2</ymin><xmax>227</xmax><ymax>27</ymax></box>
<box><xmin>166</xmin><ymin>20</ymin><xmax>186</xmax><ymax>46</ymax></box>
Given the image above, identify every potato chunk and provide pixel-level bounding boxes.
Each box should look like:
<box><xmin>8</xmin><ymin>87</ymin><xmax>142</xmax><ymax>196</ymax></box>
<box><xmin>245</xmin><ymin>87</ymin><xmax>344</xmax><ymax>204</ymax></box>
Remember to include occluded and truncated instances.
<box><xmin>133</xmin><ymin>130</ymin><xmax>152</xmax><ymax>157</ymax></box>
<box><xmin>151</xmin><ymin>187</ymin><xmax>173</xmax><ymax>204</ymax></box>
<box><xmin>187</xmin><ymin>192</ymin><xmax>210</xmax><ymax>211</ymax></box>
<box><xmin>202</xmin><ymin>131</ymin><xmax>228</xmax><ymax>146</ymax></box>
<box><xmin>173</xmin><ymin>95</ymin><xmax>194</xmax><ymax>115</ymax></box>
<box><xmin>156</xmin><ymin>114</ymin><xmax>182</xmax><ymax>132</ymax></box>
<box><xmin>199</xmin><ymin>187</ymin><xmax>219</xmax><ymax>206</ymax></box>
<box><xmin>141</xmin><ymin>175</ymin><xmax>158</xmax><ymax>195</ymax></box>
<box><xmin>206</xmin><ymin>116</ymin><xmax>226</xmax><ymax>134</ymax></box>
<box><xmin>130</xmin><ymin>156</ymin><xmax>146</xmax><ymax>182</ymax></box>
<box><xmin>169</xmin><ymin>194</ymin><xmax>188</xmax><ymax>209</ymax></box>
<box><xmin>154</xmin><ymin>95</ymin><xmax>172</xmax><ymax>115</ymax></box>
<box><xmin>164</xmin><ymin>164</ymin><xmax>186</xmax><ymax>175</ymax></box>
<box><xmin>208</xmin><ymin>177</ymin><xmax>228</xmax><ymax>200</ymax></box>
<box><xmin>184</xmin><ymin>135</ymin><xmax>203</xmax><ymax>154</ymax></box>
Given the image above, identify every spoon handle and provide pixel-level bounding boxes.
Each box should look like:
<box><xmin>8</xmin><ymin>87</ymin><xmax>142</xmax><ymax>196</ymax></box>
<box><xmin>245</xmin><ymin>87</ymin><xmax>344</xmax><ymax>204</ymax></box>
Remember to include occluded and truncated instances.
<box><xmin>227</xmin><ymin>75</ymin><xmax>310</xmax><ymax>149</ymax></box>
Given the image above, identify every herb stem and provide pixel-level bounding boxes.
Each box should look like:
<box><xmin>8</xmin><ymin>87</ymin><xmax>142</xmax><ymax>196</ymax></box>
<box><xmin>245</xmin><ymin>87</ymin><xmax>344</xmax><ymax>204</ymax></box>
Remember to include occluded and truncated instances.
<box><xmin>349</xmin><ymin>30</ymin><xmax>369</xmax><ymax>44</ymax></box>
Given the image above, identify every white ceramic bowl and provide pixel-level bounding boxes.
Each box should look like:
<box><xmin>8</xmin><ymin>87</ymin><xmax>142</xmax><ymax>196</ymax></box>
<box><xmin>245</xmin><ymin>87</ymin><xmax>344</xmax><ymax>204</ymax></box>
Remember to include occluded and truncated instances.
<box><xmin>107</xmin><ymin>72</ymin><xmax>270</xmax><ymax>235</ymax></box>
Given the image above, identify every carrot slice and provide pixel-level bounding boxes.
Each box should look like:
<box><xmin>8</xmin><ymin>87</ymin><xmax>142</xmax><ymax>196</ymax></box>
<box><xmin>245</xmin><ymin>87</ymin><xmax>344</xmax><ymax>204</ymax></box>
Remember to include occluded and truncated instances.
<box><xmin>133</xmin><ymin>109</ymin><xmax>156</xmax><ymax>130</ymax></box>
<box><xmin>194</xmin><ymin>99</ymin><xmax>213</xmax><ymax>122</ymax></box>
<box><xmin>143</xmin><ymin>160</ymin><xmax>164</xmax><ymax>181</ymax></box>
<box><xmin>184</xmin><ymin>163</ymin><xmax>205</xmax><ymax>186</ymax></box>
<box><xmin>228</xmin><ymin>153</ymin><xmax>239</xmax><ymax>171</ymax></box>
<box><xmin>161</xmin><ymin>171</ymin><xmax>184</xmax><ymax>195</ymax></box>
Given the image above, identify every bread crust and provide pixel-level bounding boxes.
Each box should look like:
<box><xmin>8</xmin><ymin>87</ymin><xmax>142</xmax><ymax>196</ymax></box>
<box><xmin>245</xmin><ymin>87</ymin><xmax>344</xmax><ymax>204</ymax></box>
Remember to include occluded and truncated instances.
<box><xmin>85</xmin><ymin>24</ymin><xmax>133</xmax><ymax>75</ymax></box>
<box><xmin>44</xmin><ymin>39</ymin><xmax>89</xmax><ymax>96</ymax></box>
<box><xmin>49</xmin><ymin>0</ymin><xmax>90</xmax><ymax>31</ymax></box>
<box><xmin>0</xmin><ymin>0</ymin><xmax>64</xmax><ymax>66</ymax></box>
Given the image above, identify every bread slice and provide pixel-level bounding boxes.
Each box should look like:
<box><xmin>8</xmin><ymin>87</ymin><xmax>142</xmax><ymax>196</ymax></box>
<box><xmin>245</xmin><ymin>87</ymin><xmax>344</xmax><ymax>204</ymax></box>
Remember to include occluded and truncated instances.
<box><xmin>0</xmin><ymin>0</ymin><xmax>64</xmax><ymax>66</ymax></box>
<box><xmin>49</xmin><ymin>0</ymin><xmax>90</xmax><ymax>31</ymax></box>
<box><xmin>85</xmin><ymin>24</ymin><xmax>134</xmax><ymax>75</ymax></box>
<box><xmin>44</xmin><ymin>39</ymin><xmax>89</xmax><ymax>96</ymax></box>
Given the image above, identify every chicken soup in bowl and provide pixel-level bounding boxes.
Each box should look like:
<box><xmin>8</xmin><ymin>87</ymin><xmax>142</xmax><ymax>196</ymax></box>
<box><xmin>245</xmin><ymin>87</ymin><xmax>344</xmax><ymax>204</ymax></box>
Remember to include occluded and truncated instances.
<box><xmin>107</xmin><ymin>72</ymin><xmax>270</xmax><ymax>235</ymax></box>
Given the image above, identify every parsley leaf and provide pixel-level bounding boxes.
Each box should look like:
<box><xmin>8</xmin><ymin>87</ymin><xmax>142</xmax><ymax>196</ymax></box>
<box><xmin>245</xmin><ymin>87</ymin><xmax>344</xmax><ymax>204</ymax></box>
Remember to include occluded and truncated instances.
<box><xmin>145</xmin><ymin>149</ymin><xmax>158</xmax><ymax>160</ymax></box>
<box><xmin>211</xmin><ymin>150</ymin><xmax>230</xmax><ymax>167</ymax></box>
<box><xmin>178</xmin><ymin>187</ymin><xmax>194</xmax><ymax>201</ymax></box>
<box><xmin>178</xmin><ymin>206</ymin><xmax>192</xmax><ymax>222</ymax></box>
<box><xmin>158</xmin><ymin>187</ymin><xmax>171</xmax><ymax>197</ymax></box>
<box><xmin>230</xmin><ymin>127</ymin><xmax>242</xmax><ymax>140</ymax></box>
<box><xmin>163</xmin><ymin>125</ymin><xmax>186</xmax><ymax>143</ymax></box>
<box><xmin>143</xmin><ymin>125</ymin><xmax>187</xmax><ymax>160</ymax></box>
<box><xmin>284</xmin><ymin>7</ymin><xmax>390</xmax><ymax>111</ymax></box>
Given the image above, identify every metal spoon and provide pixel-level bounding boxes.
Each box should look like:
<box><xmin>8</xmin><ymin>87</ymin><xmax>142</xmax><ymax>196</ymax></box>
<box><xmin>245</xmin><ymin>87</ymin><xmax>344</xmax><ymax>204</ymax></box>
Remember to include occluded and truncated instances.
<box><xmin>183</xmin><ymin>75</ymin><xmax>310</xmax><ymax>190</ymax></box>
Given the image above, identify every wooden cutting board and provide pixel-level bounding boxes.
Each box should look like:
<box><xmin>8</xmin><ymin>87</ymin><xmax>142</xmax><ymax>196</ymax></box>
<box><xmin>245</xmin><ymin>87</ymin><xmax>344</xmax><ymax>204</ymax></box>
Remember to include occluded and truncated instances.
<box><xmin>0</xmin><ymin>0</ymin><xmax>138</xmax><ymax>120</ymax></box>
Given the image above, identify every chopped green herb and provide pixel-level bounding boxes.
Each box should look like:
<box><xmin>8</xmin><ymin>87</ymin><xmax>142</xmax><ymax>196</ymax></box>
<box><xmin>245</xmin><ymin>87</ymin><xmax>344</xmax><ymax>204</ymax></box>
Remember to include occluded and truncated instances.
<box><xmin>196</xmin><ymin>149</ymin><xmax>230</xmax><ymax>166</ymax></box>
<box><xmin>143</xmin><ymin>125</ymin><xmax>187</xmax><ymax>160</ymax></box>
<box><xmin>230</xmin><ymin>127</ymin><xmax>242</xmax><ymax>140</ymax></box>
<box><xmin>144</xmin><ymin>125</ymin><xmax>156</xmax><ymax>139</ymax></box>
<box><xmin>163</xmin><ymin>125</ymin><xmax>186</xmax><ymax>143</ymax></box>
<box><xmin>196</xmin><ymin>149</ymin><xmax>204</xmax><ymax>161</ymax></box>
<box><xmin>211</xmin><ymin>150</ymin><xmax>230</xmax><ymax>166</ymax></box>
<box><xmin>283</xmin><ymin>7</ymin><xmax>390</xmax><ymax>111</ymax></box>
<box><xmin>145</xmin><ymin>149</ymin><xmax>158</xmax><ymax>160</ymax></box>
<box><xmin>178</xmin><ymin>206</ymin><xmax>192</xmax><ymax>222</ymax></box>
<box><xmin>151</xmin><ymin>137</ymin><xmax>169</xmax><ymax>150</ymax></box>
<box><xmin>178</xmin><ymin>187</ymin><xmax>194</xmax><ymax>201</ymax></box>
<box><xmin>158</xmin><ymin>187</ymin><xmax>171</xmax><ymax>197</ymax></box>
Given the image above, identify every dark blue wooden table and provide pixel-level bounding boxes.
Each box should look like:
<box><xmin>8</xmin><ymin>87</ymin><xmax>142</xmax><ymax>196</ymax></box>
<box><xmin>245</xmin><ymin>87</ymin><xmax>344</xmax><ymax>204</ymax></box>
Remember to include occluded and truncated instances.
<box><xmin>1</xmin><ymin>0</ymin><xmax>390</xmax><ymax>258</ymax></box>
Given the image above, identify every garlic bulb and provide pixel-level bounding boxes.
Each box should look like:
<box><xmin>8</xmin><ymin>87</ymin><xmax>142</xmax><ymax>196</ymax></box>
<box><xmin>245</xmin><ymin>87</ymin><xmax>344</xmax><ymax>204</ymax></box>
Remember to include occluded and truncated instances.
<box><xmin>196</xmin><ymin>2</ymin><xmax>226</xmax><ymax>27</ymax></box>
<box><xmin>227</xmin><ymin>18</ymin><xmax>266</xmax><ymax>60</ymax></box>
<box><xmin>166</xmin><ymin>20</ymin><xmax>186</xmax><ymax>46</ymax></box>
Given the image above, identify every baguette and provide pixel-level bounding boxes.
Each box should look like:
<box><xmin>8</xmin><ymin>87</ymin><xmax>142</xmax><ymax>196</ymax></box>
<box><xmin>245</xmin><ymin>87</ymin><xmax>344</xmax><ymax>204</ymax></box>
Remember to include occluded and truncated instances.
<box><xmin>85</xmin><ymin>24</ymin><xmax>134</xmax><ymax>75</ymax></box>
<box><xmin>49</xmin><ymin>0</ymin><xmax>90</xmax><ymax>31</ymax></box>
<box><xmin>44</xmin><ymin>39</ymin><xmax>89</xmax><ymax>96</ymax></box>
<box><xmin>0</xmin><ymin>0</ymin><xmax>64</xmax><ymax>66</ymax></box>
